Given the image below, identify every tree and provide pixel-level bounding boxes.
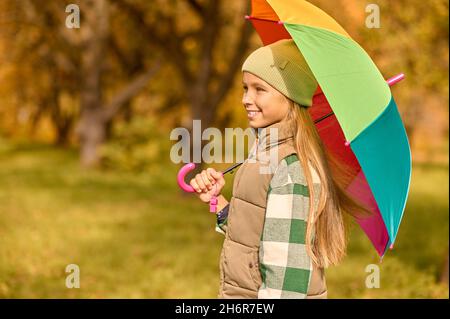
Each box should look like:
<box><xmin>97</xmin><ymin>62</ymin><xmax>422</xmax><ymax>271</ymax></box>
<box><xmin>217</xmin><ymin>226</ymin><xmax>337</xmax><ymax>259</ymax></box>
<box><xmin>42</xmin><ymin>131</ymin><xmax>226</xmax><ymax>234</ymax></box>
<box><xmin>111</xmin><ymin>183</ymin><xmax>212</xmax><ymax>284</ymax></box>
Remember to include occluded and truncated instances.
<box><xmin>0</xmin><ymin>0</ymin><xmax>82</xmax><ymax>145</ymax></box>
<box><xmin>0</xmin><ymin>0</ymin><xmax>163</xmax><ymax>165</ymax></box>
<box><xmin>115</xmin><ymin>0</ymin><xmax>254</xmax><ymax>173</ymax></box>
<box><xmin>75</xmin><ymin>0</ymin><xmax>162</xmax><ymax>166</ymax></box>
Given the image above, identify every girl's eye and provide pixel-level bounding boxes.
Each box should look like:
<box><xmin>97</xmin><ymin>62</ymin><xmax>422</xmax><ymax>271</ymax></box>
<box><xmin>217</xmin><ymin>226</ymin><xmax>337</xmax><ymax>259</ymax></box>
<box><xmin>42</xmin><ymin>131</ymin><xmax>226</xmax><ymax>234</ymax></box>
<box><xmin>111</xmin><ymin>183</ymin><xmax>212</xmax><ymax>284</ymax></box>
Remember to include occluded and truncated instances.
<box><xmin>242</xmin><ymin>86</ymin><xmax>264</xmax><ymax>92</ymax></box>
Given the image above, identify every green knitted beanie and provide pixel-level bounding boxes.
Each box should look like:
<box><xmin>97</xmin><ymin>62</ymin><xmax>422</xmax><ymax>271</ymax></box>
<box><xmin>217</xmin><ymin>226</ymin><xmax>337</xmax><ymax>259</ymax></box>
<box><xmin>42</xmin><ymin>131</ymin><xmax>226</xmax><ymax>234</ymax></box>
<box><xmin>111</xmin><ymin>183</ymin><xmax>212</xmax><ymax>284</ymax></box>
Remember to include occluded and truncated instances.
<box><xmin>242</xmin><ymin>39</ymin><xmax>318</xmax><ymax>107</ymax></box>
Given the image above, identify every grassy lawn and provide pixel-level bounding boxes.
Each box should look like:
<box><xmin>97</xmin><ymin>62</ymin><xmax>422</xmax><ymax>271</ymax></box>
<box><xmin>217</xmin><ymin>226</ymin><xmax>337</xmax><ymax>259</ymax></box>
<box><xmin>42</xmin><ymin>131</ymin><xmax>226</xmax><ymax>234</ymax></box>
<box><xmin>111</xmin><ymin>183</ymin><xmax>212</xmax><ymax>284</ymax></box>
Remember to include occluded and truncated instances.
<box><xmin>0</xmin><ymin>142</ymin><xmax>448</xmax><ymax>298</ymax></box>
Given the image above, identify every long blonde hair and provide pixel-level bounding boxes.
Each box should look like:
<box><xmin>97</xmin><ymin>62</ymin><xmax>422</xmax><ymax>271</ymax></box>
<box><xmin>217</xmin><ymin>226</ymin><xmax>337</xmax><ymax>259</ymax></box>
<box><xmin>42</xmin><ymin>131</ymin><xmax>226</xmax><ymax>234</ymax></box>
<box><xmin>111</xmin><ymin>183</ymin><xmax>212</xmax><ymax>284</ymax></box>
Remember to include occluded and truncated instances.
<box><xmin>284</xmin><ymin>101</ymin><xmax>373</xmax><ymax>268</ymax></box>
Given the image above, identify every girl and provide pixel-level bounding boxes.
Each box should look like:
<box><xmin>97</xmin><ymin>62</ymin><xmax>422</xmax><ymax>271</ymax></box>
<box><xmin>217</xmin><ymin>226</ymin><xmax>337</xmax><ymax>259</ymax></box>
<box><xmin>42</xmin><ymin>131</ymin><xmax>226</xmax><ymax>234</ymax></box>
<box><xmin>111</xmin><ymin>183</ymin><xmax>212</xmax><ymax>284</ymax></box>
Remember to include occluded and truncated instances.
<box><xmin>189</xmin><ymin>39</ymin><xmax>371</xmax><ymax>299</ymax></box>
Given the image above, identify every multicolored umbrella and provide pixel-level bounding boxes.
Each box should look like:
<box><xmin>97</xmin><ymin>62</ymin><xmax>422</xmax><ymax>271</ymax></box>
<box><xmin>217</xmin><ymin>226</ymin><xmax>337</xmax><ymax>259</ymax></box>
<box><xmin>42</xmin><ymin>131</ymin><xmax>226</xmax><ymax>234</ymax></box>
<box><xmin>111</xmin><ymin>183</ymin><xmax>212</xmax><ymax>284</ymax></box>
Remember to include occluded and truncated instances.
<box><xmin>245</xmin><ymin>0</ymin><xmax>412</xmax><ymax>258</ymax></box>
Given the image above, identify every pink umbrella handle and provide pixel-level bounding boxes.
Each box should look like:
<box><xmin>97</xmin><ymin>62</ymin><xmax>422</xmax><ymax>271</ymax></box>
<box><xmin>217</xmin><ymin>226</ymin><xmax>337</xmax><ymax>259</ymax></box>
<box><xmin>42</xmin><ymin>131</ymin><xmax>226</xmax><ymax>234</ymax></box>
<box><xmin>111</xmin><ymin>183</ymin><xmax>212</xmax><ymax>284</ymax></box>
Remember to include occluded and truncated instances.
<box><xmin>177</xmin><ymin>163</ymin><xmax>226</xmax><ymax>196</ymax></box>
<box><xmin>387</xmin><ymin>73</ymin><xmax>405</xmax><ymax>86</ymax></box>
<box><xmin>177</xmin><ymin>163</ymin><xmax>196</xmax><ymax>193</ymax></box>
<box><xmin>177</xmin><ymin>163</ymin><xmax>221</xmax><ymax>213</ymax></box>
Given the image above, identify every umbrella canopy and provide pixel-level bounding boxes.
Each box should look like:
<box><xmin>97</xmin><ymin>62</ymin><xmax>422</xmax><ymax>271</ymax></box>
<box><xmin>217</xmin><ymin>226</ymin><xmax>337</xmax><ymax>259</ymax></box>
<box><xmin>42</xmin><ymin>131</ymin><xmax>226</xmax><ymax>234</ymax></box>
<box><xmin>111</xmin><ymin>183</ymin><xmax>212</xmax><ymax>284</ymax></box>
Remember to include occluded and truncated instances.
<box><xmin>245</xmin><ymin>0</ymin><xmax>412</xmax><ymax>258</ymax></box>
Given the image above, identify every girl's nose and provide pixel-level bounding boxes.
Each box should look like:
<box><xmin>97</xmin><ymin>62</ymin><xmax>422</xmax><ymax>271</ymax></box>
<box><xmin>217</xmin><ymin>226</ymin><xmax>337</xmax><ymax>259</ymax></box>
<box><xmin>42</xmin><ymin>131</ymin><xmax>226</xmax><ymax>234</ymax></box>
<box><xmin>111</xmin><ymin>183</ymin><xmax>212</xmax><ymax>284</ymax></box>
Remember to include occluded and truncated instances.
<box><xmin>242</xmin><ymin>92</ymin><xmax>253</xmax><ymax>106</ymax></box>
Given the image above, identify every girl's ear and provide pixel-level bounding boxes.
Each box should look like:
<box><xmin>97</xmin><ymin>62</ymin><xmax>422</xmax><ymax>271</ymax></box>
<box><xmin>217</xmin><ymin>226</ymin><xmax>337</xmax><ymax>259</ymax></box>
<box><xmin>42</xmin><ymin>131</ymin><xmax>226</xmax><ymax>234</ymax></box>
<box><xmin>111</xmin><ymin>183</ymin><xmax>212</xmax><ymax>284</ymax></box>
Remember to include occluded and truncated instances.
<box><xmin>286</xmin><ymin>100</ymin><xmax>295</xmax><ymax>118</ymax></box>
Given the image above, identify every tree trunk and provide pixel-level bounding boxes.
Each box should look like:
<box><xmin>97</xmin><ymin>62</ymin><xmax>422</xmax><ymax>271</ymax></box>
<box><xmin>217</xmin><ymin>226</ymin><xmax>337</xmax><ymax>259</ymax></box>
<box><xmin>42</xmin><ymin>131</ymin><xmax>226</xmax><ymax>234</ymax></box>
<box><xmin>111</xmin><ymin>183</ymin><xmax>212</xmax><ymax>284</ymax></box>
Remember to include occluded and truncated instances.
<box><xmin>77</xmin><ymin>0</ymin><xmax>108</xmax><ymax>167</ymax></box>
<box><xmin>78</xmin><ymin>109</ymin><xmax>108</xmax><ymax>167</ymax></box>
<box><xmin>54</xmin><ymin>115</ymin><xmax>73</xmax><ymax>147</ymax></box>
<box><xmin>50</xmin><ymin>84</ymin><xmax>73</xmax><ymax>147</ymax></box>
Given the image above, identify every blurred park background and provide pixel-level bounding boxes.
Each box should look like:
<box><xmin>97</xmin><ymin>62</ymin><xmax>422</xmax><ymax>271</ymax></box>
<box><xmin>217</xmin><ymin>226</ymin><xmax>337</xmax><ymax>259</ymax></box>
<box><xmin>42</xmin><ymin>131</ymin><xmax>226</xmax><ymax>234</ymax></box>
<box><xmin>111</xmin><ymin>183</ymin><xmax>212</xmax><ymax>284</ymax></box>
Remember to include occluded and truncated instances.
<box><xmin>0</xmin><ymin>0</ymin><xmax>448</xmax><ymax>298</ymax></box>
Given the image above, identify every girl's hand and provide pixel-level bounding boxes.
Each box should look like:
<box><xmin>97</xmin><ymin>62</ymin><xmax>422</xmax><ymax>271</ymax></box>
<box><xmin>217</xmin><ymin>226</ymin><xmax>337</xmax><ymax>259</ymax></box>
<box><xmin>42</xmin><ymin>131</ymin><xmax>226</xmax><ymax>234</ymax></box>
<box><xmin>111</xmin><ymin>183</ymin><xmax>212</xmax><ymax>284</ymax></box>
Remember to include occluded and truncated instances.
<box><xmin>189</xmin><ymin>168</ymin><xmax>225</xmax><ymax>203</ymax></box>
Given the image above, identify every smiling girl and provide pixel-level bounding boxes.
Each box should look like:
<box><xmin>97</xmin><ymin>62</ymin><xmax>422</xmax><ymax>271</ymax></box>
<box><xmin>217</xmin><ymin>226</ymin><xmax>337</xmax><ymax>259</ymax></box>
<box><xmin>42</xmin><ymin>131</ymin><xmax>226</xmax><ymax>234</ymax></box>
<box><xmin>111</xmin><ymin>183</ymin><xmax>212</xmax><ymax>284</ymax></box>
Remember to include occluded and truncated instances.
<box><xmin>189</xmin><ymin>39</ymin><xmax>370</xmax><ymax>299</ymax></box>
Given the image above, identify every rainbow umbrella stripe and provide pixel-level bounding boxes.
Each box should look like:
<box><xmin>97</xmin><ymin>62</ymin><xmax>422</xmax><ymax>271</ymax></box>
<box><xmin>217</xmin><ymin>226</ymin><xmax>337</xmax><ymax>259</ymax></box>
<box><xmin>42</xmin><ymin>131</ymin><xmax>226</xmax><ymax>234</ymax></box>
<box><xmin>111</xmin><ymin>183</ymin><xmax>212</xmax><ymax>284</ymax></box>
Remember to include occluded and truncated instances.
<box><xmin>247</xmin><ymin>0</ymin><xmax>412</xmax><ymax>257</ymax></box>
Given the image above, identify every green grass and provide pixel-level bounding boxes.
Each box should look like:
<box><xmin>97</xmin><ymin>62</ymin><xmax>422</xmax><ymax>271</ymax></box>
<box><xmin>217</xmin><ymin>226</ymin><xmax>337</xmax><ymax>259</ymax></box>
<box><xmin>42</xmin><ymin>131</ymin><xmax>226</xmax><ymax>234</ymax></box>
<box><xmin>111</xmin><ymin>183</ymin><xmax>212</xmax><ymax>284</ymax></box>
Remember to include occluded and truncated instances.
<box><xmin>0</xmin><ymin>142</ymin><xmax>448</xmax><ymax>298</ymax></box>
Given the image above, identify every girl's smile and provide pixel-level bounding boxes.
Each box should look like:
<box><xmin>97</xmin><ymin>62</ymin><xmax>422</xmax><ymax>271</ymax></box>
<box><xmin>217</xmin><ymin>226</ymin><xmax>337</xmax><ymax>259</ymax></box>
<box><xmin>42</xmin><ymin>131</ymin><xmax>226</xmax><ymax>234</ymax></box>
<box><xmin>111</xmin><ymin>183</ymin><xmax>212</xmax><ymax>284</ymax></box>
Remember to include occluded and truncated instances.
<box><xmin>246</xmin><ymin>109</ymin><xmax>261</xmax><ymax>120</ymax></box>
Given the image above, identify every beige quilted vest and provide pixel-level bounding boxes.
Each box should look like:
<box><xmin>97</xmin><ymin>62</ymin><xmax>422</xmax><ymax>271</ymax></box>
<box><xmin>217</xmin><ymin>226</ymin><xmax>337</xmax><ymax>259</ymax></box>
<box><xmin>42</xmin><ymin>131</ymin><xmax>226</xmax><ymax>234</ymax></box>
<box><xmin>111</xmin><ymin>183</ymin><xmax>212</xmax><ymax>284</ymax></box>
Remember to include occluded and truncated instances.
<box><xmin>218</xmin><ymin>117</ymin><xmax>327</xmax><ymax>299</ymax></box>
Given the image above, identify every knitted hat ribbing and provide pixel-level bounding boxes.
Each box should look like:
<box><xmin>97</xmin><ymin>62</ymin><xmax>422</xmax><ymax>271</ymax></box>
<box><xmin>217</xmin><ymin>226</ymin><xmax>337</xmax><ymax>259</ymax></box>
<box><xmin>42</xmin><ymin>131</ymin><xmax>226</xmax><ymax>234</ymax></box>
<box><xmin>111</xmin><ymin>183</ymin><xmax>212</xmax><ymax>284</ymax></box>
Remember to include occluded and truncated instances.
<box><xmin>242</xmin><ymin>39</ymin><xmax>318</xmax><ymax>107</ymax></box>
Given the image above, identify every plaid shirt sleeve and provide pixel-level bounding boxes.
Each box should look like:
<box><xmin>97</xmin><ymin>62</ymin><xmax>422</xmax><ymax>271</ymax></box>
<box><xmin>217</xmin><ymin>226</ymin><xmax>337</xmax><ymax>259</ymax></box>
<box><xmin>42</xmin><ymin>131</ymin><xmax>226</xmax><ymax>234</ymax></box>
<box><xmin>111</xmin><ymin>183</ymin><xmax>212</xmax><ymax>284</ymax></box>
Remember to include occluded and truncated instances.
<box><xmin>258</xmin><ymin>154</ymin><xmax>321</xmax><ymax>299</ymax></box>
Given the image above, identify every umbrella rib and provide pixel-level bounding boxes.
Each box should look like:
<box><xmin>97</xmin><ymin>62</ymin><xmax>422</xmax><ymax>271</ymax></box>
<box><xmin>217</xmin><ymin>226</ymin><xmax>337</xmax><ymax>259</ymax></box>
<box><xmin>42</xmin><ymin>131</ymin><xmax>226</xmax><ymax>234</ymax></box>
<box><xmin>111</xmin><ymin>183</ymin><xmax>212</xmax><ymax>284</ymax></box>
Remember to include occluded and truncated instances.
<box><xmin>245</xmin><ymin>15</ymin><xmax>281</xmax><ymax>24</ymax></box>
<box><xmin>314</xmin><ymin>111</ymin><xmax>334</xmax><ymax>124</ymax></box>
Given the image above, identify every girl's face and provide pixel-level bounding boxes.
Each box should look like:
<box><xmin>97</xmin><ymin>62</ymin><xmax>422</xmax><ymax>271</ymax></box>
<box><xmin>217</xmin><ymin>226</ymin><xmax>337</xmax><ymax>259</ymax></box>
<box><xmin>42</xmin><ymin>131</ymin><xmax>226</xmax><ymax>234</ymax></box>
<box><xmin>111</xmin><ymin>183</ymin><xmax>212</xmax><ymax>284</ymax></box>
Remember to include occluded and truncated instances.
<box><xmin>242</xmin><ymin>71</ymin><xmax>290</xmax><ymax>129</ymax></box>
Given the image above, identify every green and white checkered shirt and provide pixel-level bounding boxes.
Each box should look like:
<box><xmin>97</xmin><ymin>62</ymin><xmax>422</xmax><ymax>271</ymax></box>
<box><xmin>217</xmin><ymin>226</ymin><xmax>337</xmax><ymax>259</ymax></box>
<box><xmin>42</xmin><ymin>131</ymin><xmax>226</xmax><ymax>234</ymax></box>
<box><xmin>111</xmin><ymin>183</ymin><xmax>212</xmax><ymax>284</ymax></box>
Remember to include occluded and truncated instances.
<box><xmin>216</xmin><ymin>153</ymin><xmax>321</xmax><ymax>298</ymax></box>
